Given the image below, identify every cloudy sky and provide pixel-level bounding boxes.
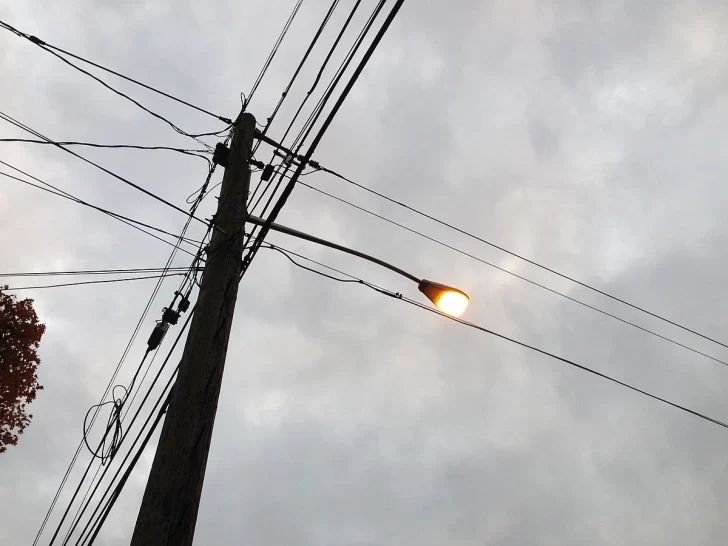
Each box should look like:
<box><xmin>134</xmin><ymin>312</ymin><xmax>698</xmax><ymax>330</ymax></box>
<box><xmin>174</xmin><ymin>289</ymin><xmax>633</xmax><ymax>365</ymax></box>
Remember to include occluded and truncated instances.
<box><xmin>2</xmin><ymin>0</ymin><xmax>728</xmax><ymax>544</ymax></box>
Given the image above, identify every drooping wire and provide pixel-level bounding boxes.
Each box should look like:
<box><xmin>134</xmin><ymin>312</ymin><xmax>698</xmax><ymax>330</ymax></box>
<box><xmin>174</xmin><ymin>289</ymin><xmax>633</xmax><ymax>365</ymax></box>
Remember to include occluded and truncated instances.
<box><xmin>56</xmin><ymin>159</ymin><xmax>217</xmax><ymax>545</ymax></box>
<box><xmin>37</xmin><ymin>163</ymin><xmax>216</xmax><ymax>546</ymax></box>
<box><xmin>245</xmin><ymin>0</ymin><xmax>304</xmax><ymax>107</ymax></box>
<box><xmin>0</xmin><ymin>162</ymin><xmax>201</xmax><ymax>256</ymax></box>
<box><xmin>317</xmin><ymin>165</ymin><xmax>728</xmax><ymax>353</ymax></box>
<box><xmin>83</xmin><ymin>391</ymin><xmax>170</xmax><ymax>546</ymax></box>
<box><xmin>0</xmin><ymin>20</ymin><xmax>230</xmax><ymax>123</ymax></box>
<box><xmin>65</xmin><ymin>308</ymin><xmax>196</xmax><ymax>546</ymax></box>
<box><xmin>268</xmin><ymin>244</ymin><xmax>728</xmax><ymax>432</ymax></box>
<box><xmin>0</xmin><ymin>111</ymin><xmax>212</xmax><ymax>228</ymax></box>
<box><xmin>0</xmin><ymin>267</ymin><xmax>201</xmax><ymax>278</ymax></box>
<box><xmin>0</xmin><ymin>138</ymin><xmax>212</xmax><ymax>162</ymax></box>
<box><xmin>294</xmin><ymin>180</ymin><xmax>728</xmax><ymax>369</ymax></box>
<box><xmin>60</xmin><ymin>240</ymin><xmax>208</xmax><ymax>546</ymax></box>
<box><xmin>0</xmin><ymin>20</ymin><xmax>231</xmax><ymax>148</ymax></box>
<box><xmin>4</xmin><ymin>272</ymin><xmax>186</xmax><ymax>291</ymax></box>
<box><xmin>72</xmin><ymin>180</ymin><xmax>226</xmax><ymax>543</ymax></box>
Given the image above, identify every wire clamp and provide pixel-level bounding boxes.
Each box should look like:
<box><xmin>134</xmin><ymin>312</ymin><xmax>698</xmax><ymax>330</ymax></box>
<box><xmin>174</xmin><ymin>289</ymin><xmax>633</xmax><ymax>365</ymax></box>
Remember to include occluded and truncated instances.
<box><xmin>212</xmin><ymin>142</ymin><xmax>229</xmax><ymax>167</ymax></box>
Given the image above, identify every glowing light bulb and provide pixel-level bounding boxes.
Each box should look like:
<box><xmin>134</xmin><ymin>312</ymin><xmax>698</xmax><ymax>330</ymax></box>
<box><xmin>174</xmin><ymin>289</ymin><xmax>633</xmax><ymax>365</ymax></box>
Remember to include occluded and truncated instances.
<box><xmin>418</xmin><ymin>280</ymin><xmax>470</xmax><ymax>317</ymax></box>
<box><xmin>434</xmin><ymin>290</ymin><xmax>470</xmax><ymax>317</ymax></box>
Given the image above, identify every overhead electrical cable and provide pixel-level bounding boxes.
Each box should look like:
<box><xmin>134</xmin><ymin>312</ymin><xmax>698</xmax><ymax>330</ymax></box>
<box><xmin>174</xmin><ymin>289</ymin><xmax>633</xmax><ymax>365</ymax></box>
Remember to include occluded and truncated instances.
<box><xmin>317</xmin><ymin>165</ymin><xmax>728</xmax><ymax>352</ymax></box>
<box><xmin>36</xmin><ymin>164</ymin><xmax>215</xmax><ymax>546</ymax></box>
<box><xmin>3</xmin><ymin>273</ymin><xmax>186</xmax><ymax>291</ymax></box>
<box><xmin>245</xmin><ymin>0</ymin><xmax>388</xmax><ymax>250</ymax></box>
<box><xmin>0</xmin><ymin>138</ymin><xmax>211</xmax><ymax>162</ymax></box>
<box><xmin>296</xmin><ymin>180</ymin><xmax>728</xmax><ymax>369</ymax></box>
<box><xmin>0</xmin><ymin>19</ymin><xmax>232</xmax><ymax>124</ymax></box>
<box><xmin>243</xmin><ymin>0</ymin><xmax>406</xmax><ymax>279</ymax></box>
<box><xmin>247</xmin><ymin>0</ymin><xmax>387</xmax><ymax>234</ymax></box>
<box><xmin>271</xmin><ymin>0</ymin><xmax>362</xmax><ymax>153</ymax></box>
<box><xmin>0</xmin><ymin>267</ymin><xmax>200</xmax><ymax>278</ymax></box>
<box><xmin>0</xmin><ymin>164</ymin><xmax>201</xmax><ymax>255</ymax></box>
<box><xmin>252</xmin><ymin>0</ymin><xmax>341</xmax><ymax>150</ymax></box>
<box><xmin>60</xmin><ymin>309</ymin><xmax>195</xmax><ymax>546</ymax></box>
<box><xmin>269</xmin><ymin>244</ymin><xmax>728</xmax><ymax>433</ymax></box>
<box><xmin>245</xmin><ymin>0</ymin><xmax>304</xmax><ymax>107</ymax></box>
<box><xmin>0</xmin><ymin>111</ymin><xmax>211</xmax><ymax>228</ymax></box>
<box><xmin>247</xmin><ymin>0</ymin><xmax>363</xmax><ymax>214</ymax></box>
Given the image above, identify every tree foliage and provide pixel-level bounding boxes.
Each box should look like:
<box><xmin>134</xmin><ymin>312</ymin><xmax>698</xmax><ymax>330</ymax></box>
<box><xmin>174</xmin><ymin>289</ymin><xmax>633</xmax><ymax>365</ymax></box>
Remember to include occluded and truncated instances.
<box><xmin>0</xmin><ymin>286</ymin><xmax>45</xmax><ymax>453</ymax></box>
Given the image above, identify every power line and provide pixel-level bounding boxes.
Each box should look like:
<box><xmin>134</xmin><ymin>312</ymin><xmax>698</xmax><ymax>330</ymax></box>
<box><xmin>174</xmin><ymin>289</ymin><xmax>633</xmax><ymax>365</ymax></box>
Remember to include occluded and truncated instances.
<box><xmin>0</xmin><ymin>111</ymin><xmax>211</xmax><ymax>228</ymax></box>
<box><xmin>296</xmin><ymin>180</ymin><xmax>728</xmax><ymax>369</ymax></box>
<box><xmin>60</xmin><ymin>309</ymin><xmax>194</xmax><ymax>546</ymax></box>
<box><xmin>253</xmin><ymin>0</ymin><xmax>341</xmax><ymax>146</ymax></box>
<box><xmin>0</xmin><ymin>163</ymin><xmax>201</xmax><ymax>256</ymax></box>
<box><xmin>3</xmin><ymin>272</ymin><xmax>185</xmax><ymax>291</ymax></box>
<box><xmin>0</xmin><ymin>19</ymin><xmax>232</xmax><ymax>124</ymax></box>
<box><xmin>243</xmin><ymin>0</ymin><xmax>406</xmax><ymax>278</ymax></box>
<box><xmin>316</xmin><ymin>165</ymin><xmax>728</xmax><ymax>352</ymax></box>
<box><xmin>268</xmin><ymin>0</ymin><xmax>362</xmax><ymax>154</ymax></box>
<box><xmin>248</xmin><ymin>0</ymin><xmax>386</xmax><ymax>217</ymax></box>
<box><xmin>35</xmin><ymin>165</ymin><xmax>214</xmax><ymax>546</ymax></box>
<box><xmin>0</xmin><ymin>138</ymin><xmax>211</xmax><ymax>161</ymax></box>
<box><xmin>244</xmin><ymin>0</ymin><xmax>388</xmax><ymax>257</ymax></box>
<box><xmin>270</xmin><ymin>244</ymin><xmax>728</xmax><ymax>433</ymax></box>
<box><xmin>0</xmin><ymin>267</ymin><xmax>199</xmax><ymax>278</ymax></box>
<box><xmin>246</xmin><ymin>0</ymin><xmax>365</xmax><ymax>219</ymax></box>
<box><xmin>245</xmin><ymin>0</ymin><xmax>303</xmax><ymax>107</ymax></box>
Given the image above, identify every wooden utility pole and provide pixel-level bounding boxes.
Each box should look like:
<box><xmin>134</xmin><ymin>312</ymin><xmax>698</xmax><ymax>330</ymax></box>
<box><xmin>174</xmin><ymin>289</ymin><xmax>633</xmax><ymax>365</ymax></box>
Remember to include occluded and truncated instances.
<box><xmin>130</xmin><ymin>112</ymin><xmax>255</xmax><ymax>546</ymax></box>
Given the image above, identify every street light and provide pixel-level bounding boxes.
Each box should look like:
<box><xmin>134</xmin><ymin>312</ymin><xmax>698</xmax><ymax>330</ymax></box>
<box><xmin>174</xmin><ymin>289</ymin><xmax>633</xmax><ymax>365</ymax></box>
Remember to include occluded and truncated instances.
<box><xmin>246</xmin><ymin>214</ymin><xmax>470</xmax><ymax>317</ymax></box>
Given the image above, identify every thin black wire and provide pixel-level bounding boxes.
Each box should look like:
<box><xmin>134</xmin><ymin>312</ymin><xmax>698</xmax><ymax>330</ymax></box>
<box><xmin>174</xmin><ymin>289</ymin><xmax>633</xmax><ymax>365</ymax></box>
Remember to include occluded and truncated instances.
<box><xmin>47</xmin><ymin>251</ymin><xmax>202</xmax><ymax>546</ymax></box>
<box><xmin>245</xmin><ymin>0</ymin><xmax>387</xmax><ymax>254</ymax></box>
<box><xmin>66</xmin><ymin>310</ymin><xmax>194</xmax><ymax>546</ymax></box>
<box><xmin>270</xmin><ymin>0</ymin><xmax>363</xmax><ymax>156</ymax></box>
<box><xmin>251</xmin><ymin>0</ymin><xmax>341</xmax><ymax>169</ymax></box>
<box><xmin>39</xmin><ymin>166</ymin><xmax>213</xmax><ymax>546</ymax></box>
<box><xmin>246</xmin><ymin>0</ymin><xmax>363</xmax><ymax>217</ymax></box>
<box><xmin>57</xmin><ymin>168</ymin><xmax>215</xmax><ymax>545</ymax></box>
<box><xmin>248</xmin><ymin>0</ymin><xmax>386</xmax><ymax>233</ymax></box>
<box><xmin>245</xmin><ymin>0</ymin><xmax>304</xmax><ymax>107</ymax></box>
<box><xmin>84</xmin><ymin>393</ymin><xmax>170</xmax><ymax>546</ymax></box>
<box><xmin>318</xmin><ymin>166</ymin><xmax>728</xmax><ymax>353</ymax></box>
<box><xmin>0</xmin><ymin>111</ymin><xmax>211</xmax><ymax>228</ymax></box>
<box><xmin>0</xmin><ymin>20</ymin><xmax>231</xmax><ymax>124</ymax></box>
<box><xmin>0</xmin><ymin>267</ymin><xmax>200</xmax><ymax>278</ymax></box>
<box><xmin>4</xmin><ymin>272</ymin><xmax>185</xmax><ymax>291</ymax></box>
<box><xmin>74</xmin><ymin>225</ymin><xmax>213</xmax><ymax>544</ymax></box>
<box><xmin>272</xmin><ymin>245</ymin><xmax>728</xmax><ymax>432</ymax></box>
<box><xmin>287</xmin><ymin>0</ymin><xmax>386</xmax><ymax>154</ymax></box>
<box><xmin>296</xmin><ymin>181</ymin><xmax>728</xmax><ymax>369</ymax></box>
<box><xmin>60</xmin><ymin>250</ymin><xmax>205</xmax><ymax>545</ymax></box>
<box><xmin>0</xmin><ymin>165</ymin><xmax>201</xmax><ymax>256</ymax></box>
<box><xmin>412</xmin><ymin>296</ymin><xmax>728</xmax><ymax>430</ymax></box>
<box><xmin>0</xmin><ymin>20</ymin><xmax>230</xmax><ymax>146</ymax></box>
<box><xmin>264</xmin><ymin>243</ymin><xmax>360</xmax><ymax>283</ymax></box>
<box><xmin>0</xmin><ymin>138</ymin><xmax>211</xmax><ymax>162</ymax></box>
<box><xmin>243</xmin><ymin>0</ymin><xmax>403</xmax><ymax>278</ymax></box>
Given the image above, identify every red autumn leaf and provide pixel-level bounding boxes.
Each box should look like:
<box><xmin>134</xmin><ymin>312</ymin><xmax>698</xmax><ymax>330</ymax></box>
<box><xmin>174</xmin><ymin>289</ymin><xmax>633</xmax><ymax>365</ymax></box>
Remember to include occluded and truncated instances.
<box><xmin>0</xmin><ymin>285</ymin><xmax>46</xmax><ymax>454</ymax></box>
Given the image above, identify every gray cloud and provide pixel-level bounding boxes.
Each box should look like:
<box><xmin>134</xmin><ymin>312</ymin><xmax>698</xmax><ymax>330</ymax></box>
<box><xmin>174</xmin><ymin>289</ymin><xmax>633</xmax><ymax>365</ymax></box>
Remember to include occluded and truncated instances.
<box><xmin>2</xmin><ymin>0</ymin><xmax>728</xmax><ymax>545</ymax></box>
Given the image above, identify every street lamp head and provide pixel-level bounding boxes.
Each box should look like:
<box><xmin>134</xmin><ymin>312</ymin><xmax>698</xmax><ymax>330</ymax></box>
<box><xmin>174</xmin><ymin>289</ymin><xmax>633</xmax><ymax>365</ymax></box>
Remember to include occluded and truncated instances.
<box><xmin>418</xmin><ymin>280</ymin><xmax>470</xmax><ymax>317</ymax></box>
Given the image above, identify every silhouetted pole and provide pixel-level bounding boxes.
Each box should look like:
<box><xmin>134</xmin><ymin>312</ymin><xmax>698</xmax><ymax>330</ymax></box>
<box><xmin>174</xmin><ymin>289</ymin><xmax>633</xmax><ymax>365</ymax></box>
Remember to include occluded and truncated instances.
<box><xmin>130</xmin><ymin>112</ymin><xmax>255</xmax><ymax>546</ymax></box>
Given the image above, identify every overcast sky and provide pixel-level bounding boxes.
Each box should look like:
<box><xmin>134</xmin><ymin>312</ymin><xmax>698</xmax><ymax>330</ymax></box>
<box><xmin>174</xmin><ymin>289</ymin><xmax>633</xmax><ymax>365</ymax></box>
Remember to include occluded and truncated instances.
<box><xmin>2</xmin><ymin>0</ymin><xmax>728</xmax><ymax>544</ymax></box>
